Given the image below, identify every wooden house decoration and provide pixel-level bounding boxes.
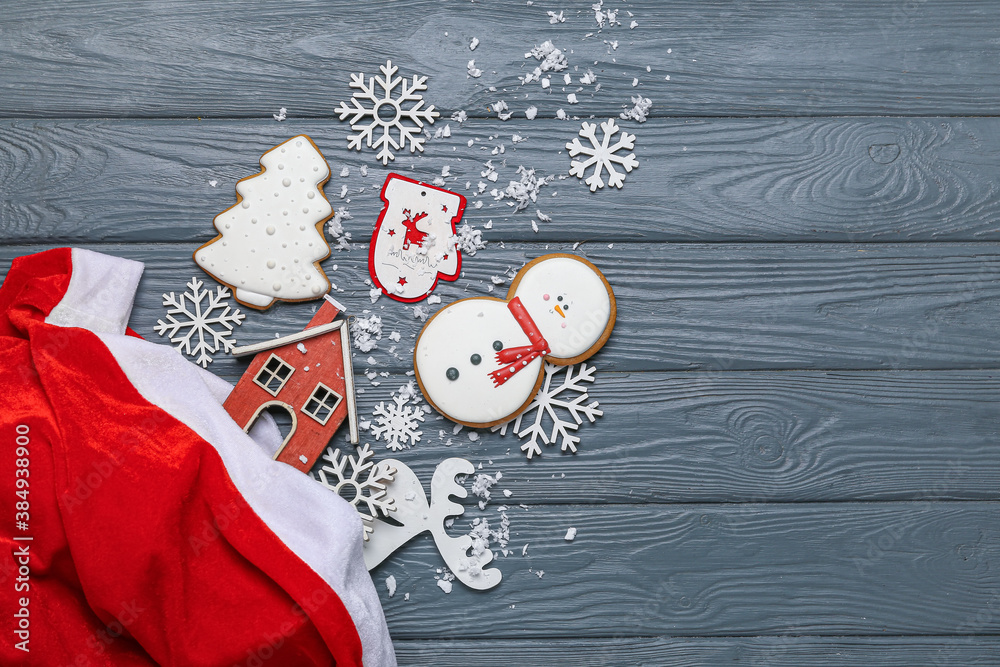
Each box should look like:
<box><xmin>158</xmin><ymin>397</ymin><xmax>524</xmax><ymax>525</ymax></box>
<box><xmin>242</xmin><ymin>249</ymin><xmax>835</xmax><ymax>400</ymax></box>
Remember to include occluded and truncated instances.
<box><xmin>226</xmin><ymin>296</ymin><xmax>358</xmax><ymax>473</ymax></box>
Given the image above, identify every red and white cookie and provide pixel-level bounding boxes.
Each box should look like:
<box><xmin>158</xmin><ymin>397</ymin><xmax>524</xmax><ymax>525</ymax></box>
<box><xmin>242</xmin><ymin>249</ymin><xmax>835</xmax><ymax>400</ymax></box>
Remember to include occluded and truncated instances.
<box><xmin>414</xmin><ymin>254</ymin><xmax>616</xmax><ymax>427</ymax></box>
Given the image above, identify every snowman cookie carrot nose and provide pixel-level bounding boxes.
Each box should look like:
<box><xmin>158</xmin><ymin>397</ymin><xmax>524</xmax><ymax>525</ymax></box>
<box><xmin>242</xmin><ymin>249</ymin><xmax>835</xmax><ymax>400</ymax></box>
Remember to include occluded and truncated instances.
<box><xmin>414</xmin><ymin>253</ymin><xmax>616</xmax><ymax>428</ymax></box>
<box><xmin>544</xmin><ymin>293</ymin><xmax>570</xmax><ymax>323</ymax></box>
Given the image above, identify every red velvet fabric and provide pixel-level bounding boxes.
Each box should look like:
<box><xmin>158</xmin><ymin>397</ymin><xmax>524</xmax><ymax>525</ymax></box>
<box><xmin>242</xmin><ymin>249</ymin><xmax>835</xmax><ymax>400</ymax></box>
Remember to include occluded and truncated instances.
<box><xmin>1</xmin><ymin>249</ymin><xmax>364</xmax><ymax>666</ymax></box>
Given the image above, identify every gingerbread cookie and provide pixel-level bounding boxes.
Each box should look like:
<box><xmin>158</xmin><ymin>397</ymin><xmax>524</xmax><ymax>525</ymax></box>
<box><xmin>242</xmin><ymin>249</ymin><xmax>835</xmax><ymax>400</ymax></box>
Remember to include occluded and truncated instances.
<box><xmin>194</xmin><ymin>135</ymin><xmax>334</xmax><ymax>310</ymax></box>
<box><xmin>369</xmin><ymin>174</ymin><xmax>467</xmax><ymax>302</ymax></box>
<box><xmin>414</xmin><ymin>254</ymin><xmax>616</xmax><ymax>427</ymax></box>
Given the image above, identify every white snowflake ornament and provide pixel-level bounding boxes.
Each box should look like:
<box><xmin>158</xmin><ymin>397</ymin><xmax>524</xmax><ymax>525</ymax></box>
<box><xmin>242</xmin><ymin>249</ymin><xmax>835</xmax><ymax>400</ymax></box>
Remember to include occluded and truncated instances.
<box><xmin>492</xmin><ymin>362</ymin><xmax>603</xmax><ymax>459</ymax></box>
<box><xmin>336</xmin><ymin>60</ymin><xmax>440</xmax><ymax>165</ymax></box>
<box><xmin>314</xmin><ymin>443</ymin><xmax>397</xmax><ymax>541</ymax></box>
<box><xmin>566</xmin><ymin>118</ymin><xmax>639</xmax><ymax>191</ymax></box>
<box><xmin>371</xmin><ymin>394</ymin><xmax>425</xmax><ymax>451</ymax></box>
<box><xmin>154</xmin><ymin>277</ymin><xmax>245</xmax><ymax>367</ymax></box>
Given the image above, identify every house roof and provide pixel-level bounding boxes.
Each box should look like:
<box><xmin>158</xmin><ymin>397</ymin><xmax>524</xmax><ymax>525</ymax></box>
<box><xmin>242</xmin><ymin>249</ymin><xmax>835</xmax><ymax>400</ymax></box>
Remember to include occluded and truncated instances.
<box><xmin>230</xmin><ymin>320</ymin><xmax>345</xmax><ymax>358</ymax></box>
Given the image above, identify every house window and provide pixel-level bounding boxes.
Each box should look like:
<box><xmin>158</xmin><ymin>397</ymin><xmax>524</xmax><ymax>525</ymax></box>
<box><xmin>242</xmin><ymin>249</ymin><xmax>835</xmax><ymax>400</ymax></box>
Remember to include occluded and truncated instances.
<box><xmin>254</xmin><ymin>354</ymin><xmax>295</xmax><ymax>396</ymax></box>
<box><xmin>301</xmin><ymin>383</ymin><xmax>343</xmax><ymax>426</ymax></box>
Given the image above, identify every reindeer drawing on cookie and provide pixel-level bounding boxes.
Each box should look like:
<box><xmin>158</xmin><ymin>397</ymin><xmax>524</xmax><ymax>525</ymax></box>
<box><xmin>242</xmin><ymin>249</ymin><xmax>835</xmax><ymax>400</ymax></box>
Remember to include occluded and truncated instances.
<box><xmin>415</xmin><ymin>254</ymin><xmax>616</xmax><ymax>427</ymax></box>
<box><xmin>400</xmin><ymin>209</ymin><xmax>429</xmax><ymax>250</ymax></box>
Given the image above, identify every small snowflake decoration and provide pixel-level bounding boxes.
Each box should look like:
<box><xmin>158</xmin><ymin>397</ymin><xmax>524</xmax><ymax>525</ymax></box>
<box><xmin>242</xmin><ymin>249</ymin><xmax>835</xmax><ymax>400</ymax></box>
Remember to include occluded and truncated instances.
<box><xmin>491</xmin><ymin>362</ymin><xmax>604</xmax><ymax>459</ymax></box>
<box><xmin>372</xmin><ymin>394</ymin><xmax>425</xmax><ymax>451</ymax></box>
<box><xmin>566</xmin><ymin>118</ymin><xmax>638</xmax><ymax>191</ymax></box>
<box><xmin>154</xmin><ymin>277</ymin><xmax>244</xmax><ymax>368</ymax></box>
<box><xmin>314</xmin><ymin>443</ymin><xmax>396</xmax><ymax>541</ymax></box>
<box><xmin>336</xmin><ymin>59</ymin><xmax>440</xmax><ymax>165</ymax></box>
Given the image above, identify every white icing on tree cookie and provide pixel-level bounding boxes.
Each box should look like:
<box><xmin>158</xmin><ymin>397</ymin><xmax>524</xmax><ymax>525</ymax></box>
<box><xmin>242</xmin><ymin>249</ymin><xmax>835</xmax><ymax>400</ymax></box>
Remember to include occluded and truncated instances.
<box><xmin>195</xmin><ymin>135</ymin><xmax>334</xmax><ymax>310</ymax></box>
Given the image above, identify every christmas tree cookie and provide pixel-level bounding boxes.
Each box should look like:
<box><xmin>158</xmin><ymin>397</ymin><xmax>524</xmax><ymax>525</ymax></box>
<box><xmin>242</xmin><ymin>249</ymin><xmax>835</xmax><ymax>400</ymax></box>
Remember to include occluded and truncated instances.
<box><xmin>194</xmin><ymin>135</ymin><xmax>334</xmax><ymax>310</ymax></box>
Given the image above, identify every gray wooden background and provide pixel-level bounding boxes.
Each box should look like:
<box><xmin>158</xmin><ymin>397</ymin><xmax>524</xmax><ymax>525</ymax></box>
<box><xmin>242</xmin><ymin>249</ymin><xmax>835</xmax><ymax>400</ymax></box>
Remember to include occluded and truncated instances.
<box><xmin>3</xmin><ymin>1</ymin><xmax>1000</xmax><ymax>664</ymax></box>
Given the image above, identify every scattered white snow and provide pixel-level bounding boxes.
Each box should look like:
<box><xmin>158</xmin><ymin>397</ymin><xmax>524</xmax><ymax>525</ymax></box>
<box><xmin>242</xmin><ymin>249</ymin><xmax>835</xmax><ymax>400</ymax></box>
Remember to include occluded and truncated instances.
<box><xmin>327</xmin><ymin>207</ymin><xmax>353</xmax><ymax>251</ymax></box>
<box><xmin>273</xmin><ymin>107</ymin><xmax>287</xmax><ymax>122</ymax></box>
<box><xmin>565</xmin><ymin>527</ymin><xmax>577</xmax><ymax>541</ymax></box>
<box><xmin>522</xmin><ymin>40</ymin><xmax>568</xmax><ymax>85</ymax></box>
<box><xmin>492</xmin><ymin>100</ymin><xmax>513</xmax><ymax>120</ymax></box>
<box><xmin>620</xmin><ymin>95</ymin><xmax>653</xmax><ymax>123</ymax></box>
<box><xmin>492</xmin><ymin>165</ymin><xmax>555</xmax><ymax>212</ymax></box>
<box><xmin>350</xmin><ymin>314</ymin><xmax>383</xmax><ymax>352</ymax></box>
<box><xmin>455</xmin><ymin>223</ymin><xmax>488</xmax><ymax>255</ymax></box>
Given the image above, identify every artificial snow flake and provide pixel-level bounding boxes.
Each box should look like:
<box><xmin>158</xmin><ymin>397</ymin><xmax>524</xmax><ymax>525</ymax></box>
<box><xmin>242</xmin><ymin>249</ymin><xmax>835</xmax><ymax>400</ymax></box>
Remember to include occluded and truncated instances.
<box><xmin>455</xmin><ymin>223</ymin><xmax>487</xmax><ymax>255</ymax></box>
<box><xmin>493</xmin><ymin>165</ymin><xmax>554</xmax><ymax>212</ymax></box>
<box><xmin>620</xmin><ymin>94</ymin><xmax>653</xmax><ymax>123</ymax></box>
<box><xmin>491</xmin><ymin>362</ymin><xmax>603</xmax><ymax>459</ymax></box>
<box><xmin>372</xmin><ymin>394</ymin><xmax>425</xmax><ymax>451</ymax></box>
<box><xmin>314</xmin><ymin>443</ymin><xmax>396</xmax><ymax>541</ymax></box>
<box><xmin>336</xmin><ymin>60</ymin><xmax>440</xmax><ymax>165</ymax></box>
<box><xmin>351</xmin><ymin>313</ymin><xmax>383</xmax><ymax>352</ymax></box>
<box><xmin>154</xmin><ymin>277</ymin><xmax>244</xmax><ymax>368</ymax></box>
<box><xmin>566</xmin><ymin>118</ymin><xmax>639</xmax><ymax>191</ymax></box>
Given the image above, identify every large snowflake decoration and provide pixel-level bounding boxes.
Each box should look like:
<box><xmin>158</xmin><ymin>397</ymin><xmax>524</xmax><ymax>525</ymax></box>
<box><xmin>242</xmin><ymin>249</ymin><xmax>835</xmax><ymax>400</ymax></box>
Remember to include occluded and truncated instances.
<box><xmin>371</xmin><ymin>394</ymin><xmax>425</xmax><ymax>451</ymax></box>
<box><xmin>491</xmin><ymin>362</ymin><xmax>604</xmax><ymax>459</ymax></box>
<box><xmin>566</xmin><ymin>118</ymin><xmax>639</xmax><ymax>191</ymax></box>
<box><xmin>336</xmin><ymin>59</ymin><xmax>440</xmax><ymax>165</ymax></box>
<box><xmin>154</xmin><ymin>277</ymin><xmax>244</xmax><ymax>368</ymax></box>
<box><xmin>314</xmin><ymin>443</ymin><xmax>396</xmax><ymax>541</ymax></box>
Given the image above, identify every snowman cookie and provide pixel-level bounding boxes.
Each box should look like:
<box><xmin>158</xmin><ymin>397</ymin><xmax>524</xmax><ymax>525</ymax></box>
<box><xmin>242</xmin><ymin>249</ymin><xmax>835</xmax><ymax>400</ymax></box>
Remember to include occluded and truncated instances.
<box><xmin>414</xmin><ymin>254</ymin><xmax>616</xmax><ymax>427</ymax></box>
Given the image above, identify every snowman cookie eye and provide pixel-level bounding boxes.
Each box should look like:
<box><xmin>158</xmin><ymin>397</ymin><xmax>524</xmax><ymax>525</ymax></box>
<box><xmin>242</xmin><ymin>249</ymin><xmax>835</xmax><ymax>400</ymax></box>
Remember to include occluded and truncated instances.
<box><xmin>446</xmin><ymin>367</ymin><xmax>459</xmax><ymax>380</ymax></box>
<box><xmin>492</xmin><ymin>340</ymin><xmax>504</xmax><ymax>351</ymax></box>
<box><xmin>470</xmin><ymin>354</ymin><xmax>482</xmax><ymax>365</ymax></box>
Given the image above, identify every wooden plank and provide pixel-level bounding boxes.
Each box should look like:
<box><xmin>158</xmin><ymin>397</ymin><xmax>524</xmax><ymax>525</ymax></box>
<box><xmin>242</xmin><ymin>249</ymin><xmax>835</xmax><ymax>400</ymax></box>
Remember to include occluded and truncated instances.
<box><xmin>392</xmin><ymin>636</ymin><xmax>1000</xmax><ymax>666</ymax></box>
<box><xmin>3</xmin><ymin>117</ymin><xmax>1000</xmax><ymax>244</ymax></box>
<box><xmin>340</xmin><ymin>369</ymin><xmax>1000</xmax><ymax>504</ymax></box>
<box><xmin>2</xmin><ymin>1</ymin><xmax>999</xmax><ymax>118</ymax></box>
<box><xmin>4</xmin><ymin>242</ymin><xmax>998</xmax><ymax>372</ymax></box>
<box><xmin>370</xmin><ymin>502</ymin><xmax>1000</xmax><ymax>638</ymax></box>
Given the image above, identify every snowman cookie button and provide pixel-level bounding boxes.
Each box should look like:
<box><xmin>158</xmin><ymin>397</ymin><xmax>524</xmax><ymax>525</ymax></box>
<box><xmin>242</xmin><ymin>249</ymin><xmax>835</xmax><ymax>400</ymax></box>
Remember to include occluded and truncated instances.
<box><xmin>414</xmin><ymin>254</ymin><xmax>616</xmax><ymax>427</ymax></box>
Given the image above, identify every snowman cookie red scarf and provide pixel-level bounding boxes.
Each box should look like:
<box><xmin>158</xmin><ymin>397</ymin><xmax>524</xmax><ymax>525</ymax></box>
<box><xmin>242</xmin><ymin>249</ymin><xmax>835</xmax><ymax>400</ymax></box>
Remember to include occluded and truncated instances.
<box><xmin>414</xmin><ymin>254</ymin><xmax>616</xmax><ymax>427</ymax></box>
<box><xmin>489</xmin><ymin>297</ymin><xmax>550</xmax><ymax>387</ymax></box>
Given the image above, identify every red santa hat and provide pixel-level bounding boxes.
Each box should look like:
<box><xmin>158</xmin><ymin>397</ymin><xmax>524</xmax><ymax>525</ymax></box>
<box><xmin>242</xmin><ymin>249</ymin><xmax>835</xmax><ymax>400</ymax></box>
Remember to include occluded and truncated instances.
<box><xmin>0</xmin><ymin>247</ymin><xmax>395</xmax><ymax>666</ymax></box>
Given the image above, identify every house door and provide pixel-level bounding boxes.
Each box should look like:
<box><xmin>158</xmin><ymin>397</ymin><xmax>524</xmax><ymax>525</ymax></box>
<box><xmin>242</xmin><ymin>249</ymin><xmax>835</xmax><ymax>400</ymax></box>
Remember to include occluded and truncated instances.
<box><xmin>243</xmin><ymin>400</ymin><xmax>298</xmax><ymax>459</ymax></box>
